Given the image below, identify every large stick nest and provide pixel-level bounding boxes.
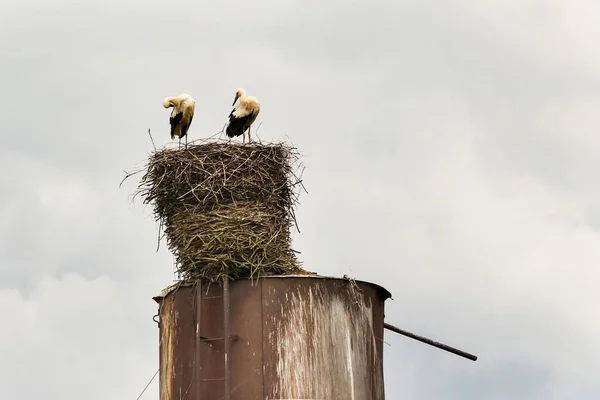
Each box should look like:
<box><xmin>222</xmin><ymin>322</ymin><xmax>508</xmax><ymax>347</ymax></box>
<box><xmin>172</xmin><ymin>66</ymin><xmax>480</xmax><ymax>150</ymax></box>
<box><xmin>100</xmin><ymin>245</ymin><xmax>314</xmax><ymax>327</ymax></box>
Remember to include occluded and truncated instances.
<box><xmin>134</xmin><ymin>139</ymin><xmax>308</xmax><ymax>282</ymax></box>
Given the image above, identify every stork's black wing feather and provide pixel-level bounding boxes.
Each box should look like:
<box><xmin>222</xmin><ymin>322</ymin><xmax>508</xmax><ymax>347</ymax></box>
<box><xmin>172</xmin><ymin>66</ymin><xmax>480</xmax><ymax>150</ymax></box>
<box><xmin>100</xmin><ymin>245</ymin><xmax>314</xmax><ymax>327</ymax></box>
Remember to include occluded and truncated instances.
<box><xmin>226</xmin><ymin>110</ymin><xmax>254</xmax><ymax>138</ymax></box>
<box><xmin>170</xmin><ymin>111</ymin><xmax>183</xmax><ymax>139</ymax></box>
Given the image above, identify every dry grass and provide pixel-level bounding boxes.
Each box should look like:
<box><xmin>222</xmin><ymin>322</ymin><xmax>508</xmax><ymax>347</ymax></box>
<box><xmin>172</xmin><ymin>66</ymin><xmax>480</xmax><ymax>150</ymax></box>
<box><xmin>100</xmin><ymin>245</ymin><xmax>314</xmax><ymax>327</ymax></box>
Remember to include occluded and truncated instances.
<box><xmin>130</xmin><ymin>139</ymin><xmax>308</xmax><ymax>282</ymax></box>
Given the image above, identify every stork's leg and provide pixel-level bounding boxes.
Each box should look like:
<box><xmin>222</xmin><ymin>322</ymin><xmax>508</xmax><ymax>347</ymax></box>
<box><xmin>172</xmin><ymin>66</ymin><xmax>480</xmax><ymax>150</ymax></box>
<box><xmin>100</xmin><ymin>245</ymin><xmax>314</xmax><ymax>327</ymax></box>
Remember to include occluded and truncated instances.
<box><xmin>248</xmin><ymin>126</ymin><xmax>252</xmax><ymax>143</ymax></box>
<box><xmin>185</xmin><ymin>135</ymin><xmax>188</xmax><ymax>149</ymax></box>
<box><xmin>242</xmin><ymin>132</ymin><xmax>246</xmax><ymax>144</ymax></box>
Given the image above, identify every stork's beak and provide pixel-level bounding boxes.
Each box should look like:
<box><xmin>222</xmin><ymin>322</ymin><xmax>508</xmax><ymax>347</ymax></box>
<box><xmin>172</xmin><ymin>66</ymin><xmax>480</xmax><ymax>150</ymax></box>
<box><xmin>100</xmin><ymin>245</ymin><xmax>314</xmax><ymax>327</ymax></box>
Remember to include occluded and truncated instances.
<box><xmin>232</xmin><ymin>93</ymin><xmax>240</xmax><ymax>106</ymax></box>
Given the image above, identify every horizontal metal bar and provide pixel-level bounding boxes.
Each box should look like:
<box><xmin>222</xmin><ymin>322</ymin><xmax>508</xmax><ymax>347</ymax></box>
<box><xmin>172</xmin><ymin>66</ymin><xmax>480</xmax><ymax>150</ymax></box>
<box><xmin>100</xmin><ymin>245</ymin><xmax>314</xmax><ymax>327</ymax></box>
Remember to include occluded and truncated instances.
<box><xmin>199</xmin><ymin>337</ymin><xmax>224</xmax><ymax>342</ymax></box>
<box><xmin>384</xmin><ymin>322</ymin><xmax>478</xmax><ymax>362</ymax></box>
<box><xmin>199</xmin><ymin>378</ymin><xmax>225</xmax><ymax>382</ymax></box>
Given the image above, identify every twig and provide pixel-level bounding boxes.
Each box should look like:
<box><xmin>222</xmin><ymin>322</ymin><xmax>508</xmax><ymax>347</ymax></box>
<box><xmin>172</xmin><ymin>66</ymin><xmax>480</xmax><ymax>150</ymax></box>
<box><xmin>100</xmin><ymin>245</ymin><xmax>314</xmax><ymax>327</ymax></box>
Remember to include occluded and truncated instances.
<box><xmin>255</xmin><ymin>122</ymin><xmax>263</xmax><ymax>144</ymax></box>
<box><xmin>156</xmin><ymin>218</ymin><xmax>164</xmax><ymax>252</ymax></box>
<box><xmin>120</xmin><ymin>169</ymin><xmax>141</xmax><ymax>188</ymax></box>
<box><xmin>148</xmin><ymin>128</ymin><xmax>157</xmax><ymax>151</ymax></box>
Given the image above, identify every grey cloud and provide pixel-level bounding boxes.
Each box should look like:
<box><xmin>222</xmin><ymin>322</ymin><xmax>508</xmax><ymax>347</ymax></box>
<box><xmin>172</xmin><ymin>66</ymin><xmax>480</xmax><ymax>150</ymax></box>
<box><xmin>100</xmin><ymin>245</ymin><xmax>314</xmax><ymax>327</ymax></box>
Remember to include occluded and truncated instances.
<box><xmin>3</xmin><ymin>0</ymin><xmax>600</xmax><ymax>399</ymax></box>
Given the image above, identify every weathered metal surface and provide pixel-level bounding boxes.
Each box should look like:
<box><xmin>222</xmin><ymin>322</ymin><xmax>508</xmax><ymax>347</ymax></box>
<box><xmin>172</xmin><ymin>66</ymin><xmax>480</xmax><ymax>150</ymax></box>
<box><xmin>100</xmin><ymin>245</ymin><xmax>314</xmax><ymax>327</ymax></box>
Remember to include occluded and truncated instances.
<box><xmin>158</xmin><ymin>285</ymin><xmax>197</xmax><ymax>400</ymax></box>
<box><xmin>154</xmin><ymin>276</ymin><xmax>390</xmax><ymax>400</ymax></box>
<box><xmin>229</xmin><ymin>277</ymin><xmax>264</xmax><ymax>399</ymax></box>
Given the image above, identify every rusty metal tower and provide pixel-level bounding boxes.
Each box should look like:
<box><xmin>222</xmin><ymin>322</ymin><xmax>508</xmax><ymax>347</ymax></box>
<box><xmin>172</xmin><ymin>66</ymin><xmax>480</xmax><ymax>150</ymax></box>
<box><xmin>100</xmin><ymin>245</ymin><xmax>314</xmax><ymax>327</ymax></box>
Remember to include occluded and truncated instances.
<box><xmin>154</xmin><ymin>275</ymin><xmax>391</xmax><ymax>400</ymax></box>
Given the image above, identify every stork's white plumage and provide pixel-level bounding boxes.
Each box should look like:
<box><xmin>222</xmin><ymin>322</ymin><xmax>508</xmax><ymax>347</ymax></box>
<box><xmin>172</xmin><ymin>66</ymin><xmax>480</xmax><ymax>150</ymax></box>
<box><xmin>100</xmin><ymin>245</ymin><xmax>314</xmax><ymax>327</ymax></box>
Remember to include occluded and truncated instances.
<box><xmin>226</xmin><ymin>88</ymin><xmax>260</xmax><ymax>143</ymax></box>
<box><xmin>163</xmin><ymin>93</ymin><xmax>196</xmax><ymax>148</ymax></box>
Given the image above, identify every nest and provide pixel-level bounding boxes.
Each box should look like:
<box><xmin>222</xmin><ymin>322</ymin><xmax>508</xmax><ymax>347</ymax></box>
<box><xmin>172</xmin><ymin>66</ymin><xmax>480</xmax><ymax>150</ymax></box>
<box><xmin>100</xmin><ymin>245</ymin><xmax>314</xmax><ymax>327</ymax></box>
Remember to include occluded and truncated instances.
<box><xmin>133</xmin><ymin>139</ymin><xmax>307</xmax><ymax>282</ymax></box>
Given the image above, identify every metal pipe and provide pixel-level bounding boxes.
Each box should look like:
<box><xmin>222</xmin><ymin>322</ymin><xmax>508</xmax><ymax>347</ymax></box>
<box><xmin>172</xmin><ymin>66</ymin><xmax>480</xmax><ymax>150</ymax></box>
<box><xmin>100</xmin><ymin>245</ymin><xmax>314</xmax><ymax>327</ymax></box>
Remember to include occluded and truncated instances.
<box><xmin>384</xmin><ymin>322</ymin><xmax>478</xmax><ymax>362</ymax></box>
<box><xmin>223</xmin><ymin>277</ymin><xmax>231</xmax><ymax>399</ymax></box>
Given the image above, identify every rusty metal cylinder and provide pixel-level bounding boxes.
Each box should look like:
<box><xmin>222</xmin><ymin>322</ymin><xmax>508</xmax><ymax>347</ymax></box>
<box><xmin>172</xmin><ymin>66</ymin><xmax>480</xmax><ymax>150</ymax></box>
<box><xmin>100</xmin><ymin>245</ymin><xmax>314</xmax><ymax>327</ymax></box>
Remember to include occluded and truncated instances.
<box><xmin>153</xmin><ymin>275</ymin><xmax>391</xmax><ymax>400</ymax></box>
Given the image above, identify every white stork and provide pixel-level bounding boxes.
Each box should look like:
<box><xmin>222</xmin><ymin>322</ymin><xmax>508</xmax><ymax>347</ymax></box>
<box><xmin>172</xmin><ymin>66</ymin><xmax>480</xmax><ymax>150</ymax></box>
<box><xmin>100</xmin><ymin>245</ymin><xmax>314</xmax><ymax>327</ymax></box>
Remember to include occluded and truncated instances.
<box><xmin>162</xmin><ymin>93</ymin><xmax>196</xmax><ymax>148</ymax></box>
<box><xmin>226</xmin><ymin>88</ymin><xmax>260</xmax><ymax>143</ymax></box>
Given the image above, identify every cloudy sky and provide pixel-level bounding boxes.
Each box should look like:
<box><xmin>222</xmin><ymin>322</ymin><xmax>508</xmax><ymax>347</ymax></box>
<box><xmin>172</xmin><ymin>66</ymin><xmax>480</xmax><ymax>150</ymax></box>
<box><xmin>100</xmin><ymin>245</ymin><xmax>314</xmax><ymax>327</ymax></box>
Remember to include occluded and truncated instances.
<box><xmin>3</xmin><ymin>0</ymin><xmax>600</xmax><ymax>398</ymax></box>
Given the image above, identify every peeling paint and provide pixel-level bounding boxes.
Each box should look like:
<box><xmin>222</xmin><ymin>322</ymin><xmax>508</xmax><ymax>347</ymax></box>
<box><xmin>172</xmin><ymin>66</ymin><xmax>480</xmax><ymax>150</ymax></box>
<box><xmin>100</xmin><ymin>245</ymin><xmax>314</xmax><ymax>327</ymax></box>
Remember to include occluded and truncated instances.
<box><xmin>273</xmin><ymin>283</ymin><xmax>383</xmax><ymax>400</ymax></box>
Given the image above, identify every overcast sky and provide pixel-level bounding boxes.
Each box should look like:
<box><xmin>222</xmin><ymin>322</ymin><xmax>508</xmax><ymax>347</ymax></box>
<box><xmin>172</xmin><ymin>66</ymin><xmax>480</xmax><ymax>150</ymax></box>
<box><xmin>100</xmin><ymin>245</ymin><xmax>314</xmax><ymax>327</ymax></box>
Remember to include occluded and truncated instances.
<box><xmin>2</xmin><ymin>0</ymin><xmax>600</xmax><ymax>398</ymax></box>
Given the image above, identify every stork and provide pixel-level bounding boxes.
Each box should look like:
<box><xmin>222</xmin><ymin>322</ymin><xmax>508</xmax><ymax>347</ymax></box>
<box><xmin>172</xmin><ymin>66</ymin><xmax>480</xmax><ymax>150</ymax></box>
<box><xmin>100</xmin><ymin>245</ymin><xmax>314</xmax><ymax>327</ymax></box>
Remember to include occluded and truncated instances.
<box><xmin>226</xmin><ymin>88</ymin><xmax>260</xmax><ymax>143</ymax></box>
<box><xmin>162</xmin><ymin>93</ymin><xmax>196</xmax><ymax>148</ymax></box>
